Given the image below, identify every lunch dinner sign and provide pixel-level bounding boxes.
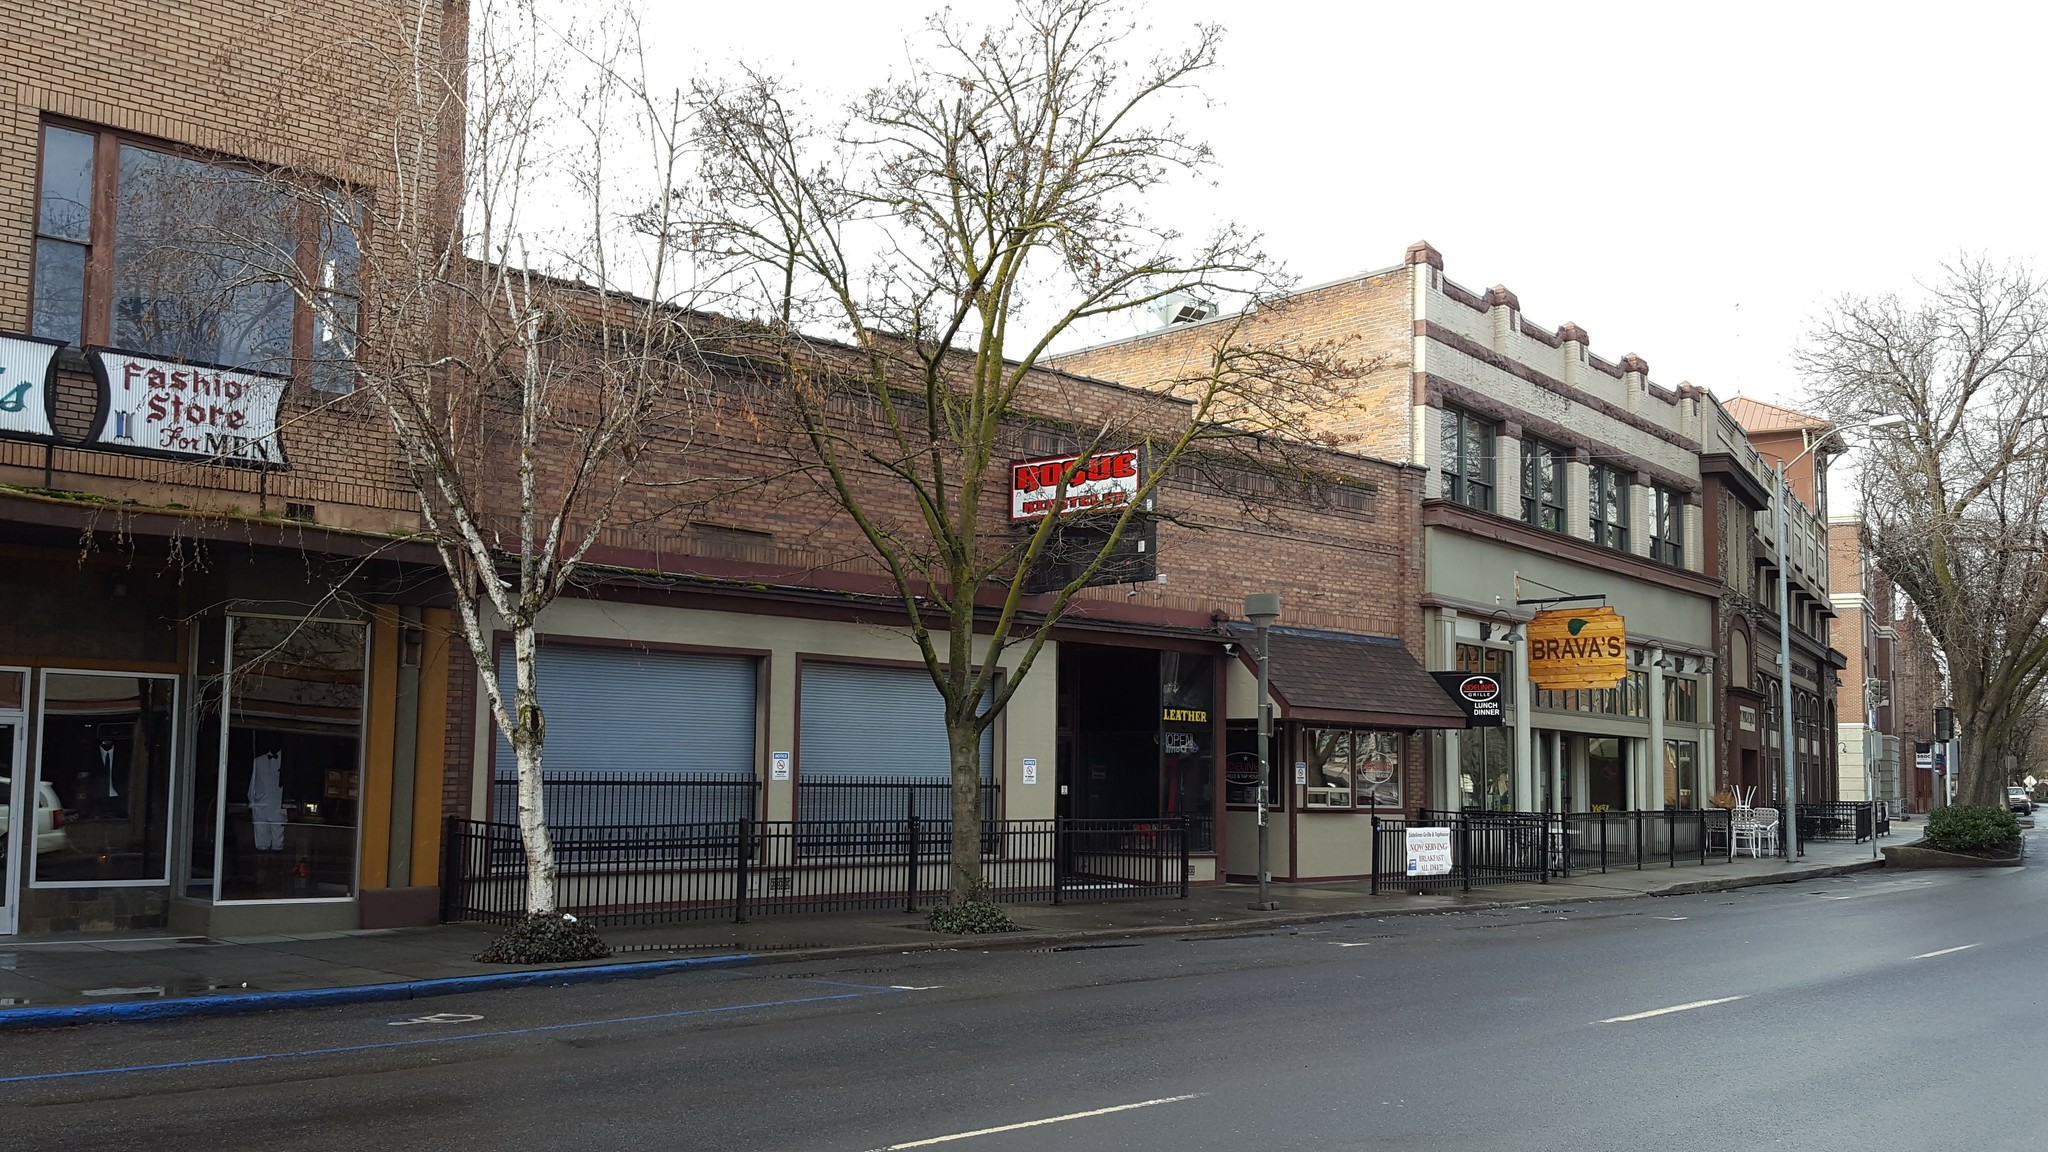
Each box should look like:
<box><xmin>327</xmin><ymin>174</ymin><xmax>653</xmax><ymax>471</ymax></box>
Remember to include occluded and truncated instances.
<box><xmin>88</xmin><ymin>349</ymin><xmax>289</xmax><ymax>469</ymax></box>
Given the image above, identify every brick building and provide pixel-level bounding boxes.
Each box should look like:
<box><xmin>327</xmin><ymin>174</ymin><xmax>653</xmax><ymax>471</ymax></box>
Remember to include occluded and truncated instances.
<box><xmin>0</xmin><ymin>0</ymin><xmax>464</xmax><ymax>935</ymax></box>
<box><xmin>0</xmin><ymin>2</ymin><xmax>1465</xmax><ymax>932</ymax></box>
<box><xmin>1724</xmin><ymin>397</ymin><xmax>1847</xmax><ymax>808</ymax></box>
<box><xmin>1055</xmin><ymin>243</ymin><xmax>1741</xmax><ymax>818</ymax></box>
<box><xmin>1887</xmin><ymin>598</ymin><xmax>1945</xmax><ymax>810</ymax></box>
<box><xmin>438</xmin><ymin>348</ymin><xmax>1462</xmax><ymax>887</ymax></box>
<box><xmin>1828</xmin><ymin>515</ymin><xmax>1901</xmax><ymax>807</ymax></box>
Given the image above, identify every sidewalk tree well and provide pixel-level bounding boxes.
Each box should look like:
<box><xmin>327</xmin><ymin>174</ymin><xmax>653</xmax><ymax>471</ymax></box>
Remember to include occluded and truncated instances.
<box><xmin>681</xmin><ymin>0</ymin><xmax>1373</xmax><ymax>902</ymax></box>
<box><xmin>1799</xmin><ymin>256</ymin><xmax>2048</xmax><ymax>808</ymax></box>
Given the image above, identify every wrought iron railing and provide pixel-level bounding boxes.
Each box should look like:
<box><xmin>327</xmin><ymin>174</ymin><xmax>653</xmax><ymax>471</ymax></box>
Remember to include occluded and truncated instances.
<box><xmin>441</xmin><ymin>814</ymin><xmax>1189</xmax><ymax>926</ymax></box>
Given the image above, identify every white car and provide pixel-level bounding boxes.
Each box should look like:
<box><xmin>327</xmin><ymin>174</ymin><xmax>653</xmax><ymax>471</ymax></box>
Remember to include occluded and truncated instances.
<box><xmin>0</xmin><ymin>777</ymin><xmax>72</xmax><ymax>854</ymax></box>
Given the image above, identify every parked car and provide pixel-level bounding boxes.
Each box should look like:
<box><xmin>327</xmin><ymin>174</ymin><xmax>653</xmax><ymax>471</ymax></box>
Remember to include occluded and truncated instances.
<box><xmin>2008</xmin><ymin>787</ymin><xmax>2034</xmax><ymax>816</ymax></box>
<box><xmin>0</xmin><ymin>777</ymin><xmax>73</xmax><ymax>854</ymax></box>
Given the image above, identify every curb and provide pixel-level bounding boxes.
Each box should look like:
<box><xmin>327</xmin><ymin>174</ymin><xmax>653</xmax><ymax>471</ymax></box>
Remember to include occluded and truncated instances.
<box><xmin>0</xmin><ymin>857</ymin><xmax>1892</xmax><ymax>1030</ymax></box>
<box><xmin>1641</xmin><ymin>857</ymin><xmax>1886</xmax><ymax>897</ymax></box>
<box><xmin>0</xmin><ymin>953</ymin><xmax>753</xmax><ymax>1031</ymax></box>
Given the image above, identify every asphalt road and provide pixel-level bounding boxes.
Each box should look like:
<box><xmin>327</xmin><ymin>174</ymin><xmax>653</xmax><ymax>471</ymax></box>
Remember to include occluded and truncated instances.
<box><xmin>3</xmin><ymin>863</ymin><xmax>2041</xmax><ymax>1152</ymax></box>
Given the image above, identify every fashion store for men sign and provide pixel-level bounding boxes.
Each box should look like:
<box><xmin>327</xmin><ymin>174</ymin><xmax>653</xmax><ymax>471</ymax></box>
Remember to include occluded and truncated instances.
<box><xmin>1009</xmin><ymin>448</ymin><xmax>1140</xmax><ymax>521</ymax></box>
<box><xmin>89</xmin><ymin>350</ymin><xmax>288</xmax><ymax>468</ymax></box>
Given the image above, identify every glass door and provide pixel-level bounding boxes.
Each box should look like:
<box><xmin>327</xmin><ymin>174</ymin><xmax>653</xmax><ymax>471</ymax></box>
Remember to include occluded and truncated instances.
<box><xmin>1</xmin><ymin>668</ymin><xmax>27</xmax><ymax>935</ymax></box>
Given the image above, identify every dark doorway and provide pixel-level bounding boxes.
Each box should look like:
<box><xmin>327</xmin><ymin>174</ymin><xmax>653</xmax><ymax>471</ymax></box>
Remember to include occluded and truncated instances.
<box><xmin>1057</xmin><ymin>645</ymin><xmax>1159</xmax><ymax>824</ymax></box>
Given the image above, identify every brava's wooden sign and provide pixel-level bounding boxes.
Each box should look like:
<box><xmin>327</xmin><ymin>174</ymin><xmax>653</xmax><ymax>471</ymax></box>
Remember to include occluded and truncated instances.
<box><xmin>1527</xmin><ymin>606</ymin><xmax>1626</xmax><ymax>689</ymax></box>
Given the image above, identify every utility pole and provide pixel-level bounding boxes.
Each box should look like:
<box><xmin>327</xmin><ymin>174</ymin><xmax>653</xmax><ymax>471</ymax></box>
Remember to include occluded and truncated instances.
<box><xmin>1246</xmin><ymin>594</ymin><xmax>1280</xmax><ymax>911</ymax></box>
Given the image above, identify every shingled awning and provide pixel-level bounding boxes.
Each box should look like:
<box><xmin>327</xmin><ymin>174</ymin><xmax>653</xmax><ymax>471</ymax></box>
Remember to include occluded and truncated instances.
<box><xmin>1228</xmin><ymin>625</ymin><xmax>1467</xmax><ymax>729</ymax></box>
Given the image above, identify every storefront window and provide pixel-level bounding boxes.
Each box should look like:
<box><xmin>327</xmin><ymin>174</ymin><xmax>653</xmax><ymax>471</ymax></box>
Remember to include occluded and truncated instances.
<box><xmin>33</xmin><ymin>671</ymin><xmax>177</xmax><ymax>885</ymax></box>
<box><xmin>217</xmin><ymin>616</ymin><xmax>367</xmax><ymax>901</ymax></box>
<box><xmin>1664</xmin><ymin>740</ymin><xmax>1699</xmax><ymax>808</ymax></box>
<box><xmin>1536</xmin><ymin>671</ymin><xmax>1648</xmax><ymax>716</ymax></box>
<box><xmin>1159</xmin><ymin>653</ymin><xmax>1215</xmax><ymax>851</ymax></box>
<box><xmin>1461</xmin><ymin>727</ymin><xmax>1512</xmax><ymax>811</ymax></box>
<box><xmin>1225</xmin><ymin>722</ymin><xmax>1282</xmax><ymax>810</ymax></box>
<box><xmin>1587</xmin><ymin>736</ymin><xmax>1627</xmax><ymax>811</ymax></box>
<box><xmin>1665</xmin><ymin>677</ymin><xmax>1699</xmax><ymax>723</ymax></box>
<box><xmin>1302</xmin><ymin>728</ymin><xmax>1402</xmax><ymax>810</ymax></box>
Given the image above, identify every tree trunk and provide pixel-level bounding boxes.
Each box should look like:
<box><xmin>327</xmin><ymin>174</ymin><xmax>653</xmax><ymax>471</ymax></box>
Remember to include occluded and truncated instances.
<box><xmin>948</xmin><ymin>721</ymin><xmax>984</xmax><ymax>905</ymax></box>
<box><xmin>509</xmin><ymin>625</ymin><xmax>558</xmax><ymax>915</ymax></box>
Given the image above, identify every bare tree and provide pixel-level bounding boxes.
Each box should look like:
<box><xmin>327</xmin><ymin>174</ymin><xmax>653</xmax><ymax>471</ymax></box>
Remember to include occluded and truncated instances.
<box><xmin>1800</xmin><ymin>257</ymin><xmax>2048</xmax><ymax>808</ymax></box>
<box><xmin>685</xmin><ymin>0</ymin><xmax>1366</xmax><ymax>902</ymax></box>
<box><xmin>285</xmin><ymin>0</ymin><xmax>712</xmax><ymax>917</ymax></box>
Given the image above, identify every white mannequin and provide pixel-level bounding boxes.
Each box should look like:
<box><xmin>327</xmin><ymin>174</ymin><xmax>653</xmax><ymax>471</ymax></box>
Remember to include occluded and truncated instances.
<box><xmin>249</xmin><ymin>747</ymin><xmax>284</xmax><ymax>851</ymax></box>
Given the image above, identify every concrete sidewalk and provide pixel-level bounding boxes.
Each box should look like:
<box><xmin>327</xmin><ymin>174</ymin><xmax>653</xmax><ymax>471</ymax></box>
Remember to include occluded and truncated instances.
<box><xmin>0</xmin><ymin>836</ymin><xmax>1895</xmax><ymax>1027</ymax></box>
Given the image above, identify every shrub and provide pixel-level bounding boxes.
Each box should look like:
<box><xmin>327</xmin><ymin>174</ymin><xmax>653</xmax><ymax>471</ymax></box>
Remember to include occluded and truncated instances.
<box><xmin>925</xmin><ymin>900</ymin><xmax>1019</xmax><ymax>935</ymax></box>
<box><xmin>475</xmin><ymin>912</ymin><xmax>613</xmax><ymax>964</ymax></box>
<box><xmin>1923</xmin><ymin>805</ymin><xmax>2022</xmax><ymax>854</ymax></box>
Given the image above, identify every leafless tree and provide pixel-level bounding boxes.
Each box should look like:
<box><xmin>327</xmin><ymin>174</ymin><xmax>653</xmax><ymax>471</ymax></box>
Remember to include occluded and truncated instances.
<box><xmin>684</xmin><ymin>0</ymin><xmax>1368</xmax><ymax>902</ymax></box>
<box><xmin>267</xmin><ymin>0</ymin><xmax>715</xmax><ymax>916</ymax></box>
<box><xmin>1800</xmin><ymin>257</ymin><xmax>2048</xmax><ymax>808</ymax></box>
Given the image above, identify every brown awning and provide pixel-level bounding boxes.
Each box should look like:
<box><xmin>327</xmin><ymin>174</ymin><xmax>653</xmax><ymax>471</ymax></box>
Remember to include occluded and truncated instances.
<box><xmin>1230</xmin><ymin>625</ymin><xmax>1467</xmax><ymax>729</ymax></box>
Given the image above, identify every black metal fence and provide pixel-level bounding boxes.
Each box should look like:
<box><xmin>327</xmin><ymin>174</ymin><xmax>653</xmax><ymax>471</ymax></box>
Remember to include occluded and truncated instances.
<box><xmin>1797</xmin><ymin>801</ymin><xmax>1884</xmax><ymax>843</ymax></box>
<box><xmin>1370</xmin><ymin>812</ymin><xmax>1551</xmax><ymax>893</ymax></box>
<box><xmin>441</xmin><ymin>814</ymin><xmax>1189</xmax><ymax>926</ymax></box>
<box><xmin>1375</xmin><ymin>808</ymin><xmax>1742</xmax><ymax>893</ymax></box>
<box><xmin>795</xmin><ymin>775</ymin><xmax>1001</xmax><ymax>826</ymax></box>
<box><xmin>1554</xmin><ymin>808</ymin><xmax>1732</xmax><ymax>872</ymax></box>
<box><xmin>491</xmin><ymin>772</ymin><xmax>761</xmax><ymax>829</ymax></box>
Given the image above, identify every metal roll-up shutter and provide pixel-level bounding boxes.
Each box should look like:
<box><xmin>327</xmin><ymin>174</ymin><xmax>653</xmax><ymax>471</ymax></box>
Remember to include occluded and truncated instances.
<box><xmin>797</xmin><ymin>663</ymin><xmax>994</xmax><ymax>822</ymax></box>
<box><xmin>493</xmin><ymin>642</ymin><xmax>758</xmax><ymax>827</ymax></box>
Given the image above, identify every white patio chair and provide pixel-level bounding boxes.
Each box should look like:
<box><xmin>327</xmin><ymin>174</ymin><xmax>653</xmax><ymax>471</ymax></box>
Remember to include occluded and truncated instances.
<box><xmin>1752</xmin><ymin>808</ymin><xmax>1781</xmax><ymax>855</ymax></box>
<box><xmin>1729</xmin><ymin>808</ymin><xmax>1762</xmax><ymax>859</ymax></box>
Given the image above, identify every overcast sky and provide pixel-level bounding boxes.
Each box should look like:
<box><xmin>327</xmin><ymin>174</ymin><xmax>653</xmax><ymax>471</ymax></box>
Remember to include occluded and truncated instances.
<box><xmin>642</xmin><ymin>0</ymin><xmax>2043</xmax><ymax>410</ymax></box>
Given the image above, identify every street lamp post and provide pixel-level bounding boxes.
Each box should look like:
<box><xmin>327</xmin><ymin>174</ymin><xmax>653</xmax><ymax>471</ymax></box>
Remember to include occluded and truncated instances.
<box><xmin>1770</xmin><ymin>414</ymin><xmax>1905</xmax><ymax>859</ymax></box>
<box><xmin>1245</xmin><ymin>593</ymin><xmax>1281</xmax><ymax>911</ymax></box>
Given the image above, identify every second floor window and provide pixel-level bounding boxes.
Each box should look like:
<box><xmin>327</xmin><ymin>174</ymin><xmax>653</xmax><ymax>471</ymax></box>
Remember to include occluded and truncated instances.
<box><xmin>1521</xmin><ymin>438</ymin><xmax>1566</xmax><ymax>531</ymax></box>
<box><xmin>1440</xmin><ymin>407</ymin><xmax>1494</xmax><ymax>512</ymax></box>
<box><xmin>30</xmin><ymin>122</ymin><xmax>360</xmax><ymax>391</ymax></box>
<box><xmin>1590</xmin><ymin>465</ymin><xmax>1630</xmax><ymax>551</ymax></box>
<box><xmin>1650</xmin><ymin>487</ymin><xmax>1686</xmax><ymax>566</ymax></box>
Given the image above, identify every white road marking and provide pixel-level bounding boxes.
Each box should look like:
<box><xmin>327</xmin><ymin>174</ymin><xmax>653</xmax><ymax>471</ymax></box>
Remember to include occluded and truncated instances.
<box><xmin>1335</xmin><ymin>942</ymin><xmax>1373</xmax><ymax>948</ymax></box>
<box><xmin>1599</xmin><ymin>995</ymin><xmax>1747</xmax><ymax>1024</ymax></box>
<box><xmin>1911</xmin><ymin>944</ymin><xmax>1980</xmax><ymax>960</ymax></box>
<box><xmin>867</xmin><ymin>1094</ymin><xmax>1206</xmax><ymax>1150</ymax></box>
<box><xmin>1657</xmin><ymin>916</ymin><xmax>1688</xmax><ymax>921</ymax></box>
<box><xmin>890</xmin><ymin>985</ymin><xmax>942</xmax><ymax>991</ymax></box>
<box><xmin>389</xmin><ymin>1012</ymin><xmax>484</xmax><ymax>1026</ymax></box>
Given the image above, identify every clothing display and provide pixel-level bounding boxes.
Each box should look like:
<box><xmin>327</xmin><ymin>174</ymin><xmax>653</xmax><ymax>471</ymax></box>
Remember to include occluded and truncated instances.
<box><xmin>249</xmin><ymin>749</ymin><xmax>284</xmax><ymax>851</ymax></box>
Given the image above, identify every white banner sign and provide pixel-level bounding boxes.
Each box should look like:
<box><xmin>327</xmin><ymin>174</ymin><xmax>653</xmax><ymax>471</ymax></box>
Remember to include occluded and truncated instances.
<box><xmin>1405</xmin><ymin>827</ymin><xmax>1453</xmax><ymax>877</ymax></box>
<box><xmin>1009</xmin><ymin>448</ymin><xmax>1140</xmax><ymax>521</ymax></box>
<box><xmin>0</xmin><ymin>332</ymin><xmax>61</xmax><ymax>441</ymax></box>
<box><xmin>89</xmin><ymin>349</ymin><xmax>289</xmax><ymax>469</ymax></box>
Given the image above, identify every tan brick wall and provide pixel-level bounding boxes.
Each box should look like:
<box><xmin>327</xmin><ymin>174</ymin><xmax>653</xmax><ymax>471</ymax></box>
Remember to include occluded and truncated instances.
<box><xmin>1048</xmin><ymin>269</ymin><xmax>1419</xmax><ymax>463</ymax></box>
<box><xmin>0</xmin><ymin>0</ymin><xmax>459</xmax><ymax>531</ymax></box>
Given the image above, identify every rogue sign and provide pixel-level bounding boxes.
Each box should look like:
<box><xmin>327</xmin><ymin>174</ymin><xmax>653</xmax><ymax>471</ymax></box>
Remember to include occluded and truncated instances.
<box><xmin>1010</xmin><ymin>448</ymin><xmax>1140</xmax><ymax>521</ymax></box>
<box><xmin>1526</xmin><ymin>606</ymin><xmax>1626</xmax><ymax>690</ymax></box>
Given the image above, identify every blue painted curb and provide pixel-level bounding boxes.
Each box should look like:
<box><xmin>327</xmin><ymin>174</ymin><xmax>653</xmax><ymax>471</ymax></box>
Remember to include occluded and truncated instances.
<box><xmin>0</xmin><ymin>952</ymin><xmax>754</xmax><ymax>1030</ymax></box>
